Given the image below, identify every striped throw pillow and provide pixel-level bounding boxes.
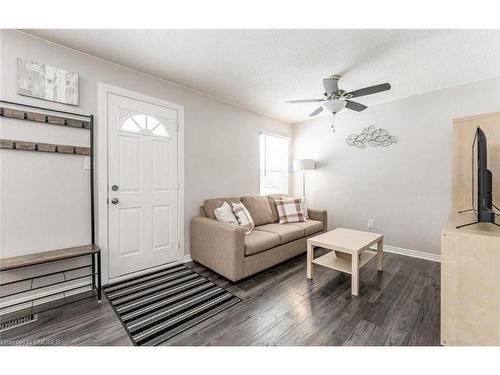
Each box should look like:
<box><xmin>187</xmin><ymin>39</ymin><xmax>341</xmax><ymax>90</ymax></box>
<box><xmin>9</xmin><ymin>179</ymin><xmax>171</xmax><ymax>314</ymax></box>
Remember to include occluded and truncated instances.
<box><xmin>275</xmin><ymin>197</ymin><xmax>306</xmax><ymax>224</ymax></box>
<box><xmin>232</xmin><ymin>202</ymin><xmax>255</xmax><ymax>235</ymax></box>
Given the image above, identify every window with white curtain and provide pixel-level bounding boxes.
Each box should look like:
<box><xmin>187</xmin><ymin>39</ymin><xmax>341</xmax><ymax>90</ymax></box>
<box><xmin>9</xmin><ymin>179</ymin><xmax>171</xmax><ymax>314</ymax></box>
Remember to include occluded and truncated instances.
<box><xmin>260</xmin><ymin>133</ymin><xmax>289</xmax><ymax>195</ymax></box>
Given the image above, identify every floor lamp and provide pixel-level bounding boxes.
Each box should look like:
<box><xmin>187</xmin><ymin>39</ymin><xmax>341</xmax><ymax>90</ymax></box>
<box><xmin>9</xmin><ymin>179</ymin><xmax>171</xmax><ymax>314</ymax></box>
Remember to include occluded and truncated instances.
<box><xmin>293</xmin><ymin>159</ymin><xmax>315</xmax><ymax>201</ymax></box>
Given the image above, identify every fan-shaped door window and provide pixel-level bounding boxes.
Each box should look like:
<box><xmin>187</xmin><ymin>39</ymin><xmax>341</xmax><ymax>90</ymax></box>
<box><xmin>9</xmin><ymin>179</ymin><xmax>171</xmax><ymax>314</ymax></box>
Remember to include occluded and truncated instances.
<box><xmin>121</xmin><ymin>113</ymin><xmax>169</xmax><ymax>137</ymax></box>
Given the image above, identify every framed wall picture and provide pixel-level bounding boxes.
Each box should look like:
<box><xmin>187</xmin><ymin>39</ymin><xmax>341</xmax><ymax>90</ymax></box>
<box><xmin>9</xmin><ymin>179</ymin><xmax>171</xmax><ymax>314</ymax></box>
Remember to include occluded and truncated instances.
<box><xmin>17</xmin><ymin>58</ymin><xmax>79</xmax><ymax>106</ymax></box>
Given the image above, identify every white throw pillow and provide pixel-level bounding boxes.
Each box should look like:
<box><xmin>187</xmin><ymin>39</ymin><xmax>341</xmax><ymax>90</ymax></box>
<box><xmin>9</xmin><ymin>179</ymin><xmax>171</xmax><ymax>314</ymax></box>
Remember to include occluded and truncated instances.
<box><xmin>214</xmin><ymin>202</ymin><xmax>238</xmax><ymax>224</ymax></box>
<box><xmin>232</xmin><ymin>202</ymin><xmax>255</xmax><ymax>235</ymax></box>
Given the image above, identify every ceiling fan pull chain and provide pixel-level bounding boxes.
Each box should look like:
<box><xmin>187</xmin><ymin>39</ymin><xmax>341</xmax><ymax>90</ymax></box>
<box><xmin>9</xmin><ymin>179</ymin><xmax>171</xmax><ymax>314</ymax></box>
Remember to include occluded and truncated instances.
<box><xmin>331</xmin><ymin>113</ymin><xmax>336</xmax><ymax>133</ymax></box>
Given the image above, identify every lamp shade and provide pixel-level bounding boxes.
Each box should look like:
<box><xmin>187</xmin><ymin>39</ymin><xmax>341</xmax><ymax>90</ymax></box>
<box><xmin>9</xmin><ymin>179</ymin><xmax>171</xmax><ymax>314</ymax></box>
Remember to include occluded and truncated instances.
<box><xmin>293</xmin><ymin>159</ymin><xmax>315</xmax><ymax>171</ymax></box>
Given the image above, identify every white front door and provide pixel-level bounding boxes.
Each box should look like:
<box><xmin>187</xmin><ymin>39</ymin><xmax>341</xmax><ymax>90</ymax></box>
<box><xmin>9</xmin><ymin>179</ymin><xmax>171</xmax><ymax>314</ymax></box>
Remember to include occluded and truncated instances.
<box><xmin>107</xmin><ymin>93</ymin><xmax>179</xmax><ymax>279</ymax></box>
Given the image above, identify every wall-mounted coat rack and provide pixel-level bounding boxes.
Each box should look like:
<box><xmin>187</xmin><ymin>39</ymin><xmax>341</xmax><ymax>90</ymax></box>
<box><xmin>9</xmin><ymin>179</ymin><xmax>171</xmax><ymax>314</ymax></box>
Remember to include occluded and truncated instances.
<box><xmin>0</xmin><ymin>99</ymin><xmax>101</xmax><ymax>322</ymax></box>
<box><xmin>0</xmin><ymin>138</ymin><xmax>90</xmax><ymax>155</ymax></box>
<box><xmin>0</xmin><ymin>104</ymin><xmax>91</xmax><ymax>129</ymax></box>
<box><xmin>0</xmin><ymin>100</ymin><xmax>93</xmax><ymax>156</ymax></box>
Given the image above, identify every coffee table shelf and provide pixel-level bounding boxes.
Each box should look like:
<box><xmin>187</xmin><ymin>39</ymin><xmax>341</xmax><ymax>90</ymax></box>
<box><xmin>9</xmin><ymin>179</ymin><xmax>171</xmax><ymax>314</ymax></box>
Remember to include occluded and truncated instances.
<box><xmin>312</xmin><ymin>249</ymin><xmax>377</xmax><ymax>274</ymax></box>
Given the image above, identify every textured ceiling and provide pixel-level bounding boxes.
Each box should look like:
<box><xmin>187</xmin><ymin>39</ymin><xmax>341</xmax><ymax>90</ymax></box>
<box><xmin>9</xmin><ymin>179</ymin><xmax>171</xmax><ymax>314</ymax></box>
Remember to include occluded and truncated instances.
<box><xmin>24</xmin><ymin>29</ymin><xmax>500</xmax><ymax>123</ymax></box>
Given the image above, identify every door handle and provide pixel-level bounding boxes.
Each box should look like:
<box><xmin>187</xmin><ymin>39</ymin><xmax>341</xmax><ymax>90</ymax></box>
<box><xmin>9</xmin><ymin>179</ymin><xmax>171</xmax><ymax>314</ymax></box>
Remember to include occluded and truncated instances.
<box><xmin>111</xmin><ymin>198</ymin><xmax>119</xmax><ymax>204</ymax></box>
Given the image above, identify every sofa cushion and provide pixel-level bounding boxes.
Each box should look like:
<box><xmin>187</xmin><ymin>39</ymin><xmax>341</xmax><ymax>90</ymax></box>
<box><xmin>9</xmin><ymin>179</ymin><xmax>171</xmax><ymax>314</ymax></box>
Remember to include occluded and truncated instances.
<box><xmin>241</xmin><ymin>196</ymin><xmax>274</xmax><ymax>226</ymax></box>
<box><xmin>254</xmin><ymin>223</ymin><xmax>305</xmax><ymax>244</ymax></box>
<box><xmin>203</xmin><ymin>197</ymin><xmax>241</xmax><ymax>220</ymax></box>
<box><xmin>267</xmin><ymin>194</ymin><xmax>288</xmax><ymax>223</ymax></box>
<box><xmin>244</xmin><ymin>230</ymin><xmax>280</xmax><ymax>256</ymax></box>
<box><xmin>287</xmin><ymin>220</ymin><xmax>324</xmax><ymax>236</ymax></box>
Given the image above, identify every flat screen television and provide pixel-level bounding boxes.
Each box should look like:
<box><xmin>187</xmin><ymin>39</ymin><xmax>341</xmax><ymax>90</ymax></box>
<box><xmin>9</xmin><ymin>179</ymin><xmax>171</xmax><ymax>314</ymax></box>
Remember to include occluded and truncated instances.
<box><xmin>457</xmin><ymin>127</ymin><xmax>498</xmax><ymax>228</ymax></box>
<box><xmin>476</xmin><ymin>128</ymin><xmax>496</xmax><ymax>223</ymax></box>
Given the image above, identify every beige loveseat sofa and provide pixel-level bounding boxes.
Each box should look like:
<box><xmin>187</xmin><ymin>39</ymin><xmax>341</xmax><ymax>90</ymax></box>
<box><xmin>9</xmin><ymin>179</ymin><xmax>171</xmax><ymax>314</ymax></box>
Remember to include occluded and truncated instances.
<box><xmin>191</xmin><ymin>195</ymin><xmax>327</xmax><ymax>282</ymax></box>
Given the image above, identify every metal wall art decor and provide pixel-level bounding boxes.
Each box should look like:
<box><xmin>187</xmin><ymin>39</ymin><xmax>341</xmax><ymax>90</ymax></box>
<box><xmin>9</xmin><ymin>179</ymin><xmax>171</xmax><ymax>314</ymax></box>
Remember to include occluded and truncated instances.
<box><xmin>17</xmin><ymin>58</ymin><xmax>79</xmax><ymax>105</ymax></box>
<box><xmin>346</xmin><ymin>125</ymin><xmax>396</xmax><ymax>148</ymax></box>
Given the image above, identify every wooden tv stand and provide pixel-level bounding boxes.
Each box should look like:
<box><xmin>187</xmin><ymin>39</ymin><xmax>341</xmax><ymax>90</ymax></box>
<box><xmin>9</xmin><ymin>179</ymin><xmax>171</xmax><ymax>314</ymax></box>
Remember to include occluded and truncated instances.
<box><xmin>441</xmin><ymin>211</ymin><xmax>500</xmax><ymax>345</ymax></box>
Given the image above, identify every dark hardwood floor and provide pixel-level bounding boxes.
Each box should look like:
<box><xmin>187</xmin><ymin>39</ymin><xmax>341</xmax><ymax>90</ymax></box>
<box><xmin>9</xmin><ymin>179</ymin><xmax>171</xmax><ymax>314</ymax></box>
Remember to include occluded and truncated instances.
<box><xmin>0</xmin><ymin>251</ymin><xmax>440</xmax><ymax>346</ymax></box>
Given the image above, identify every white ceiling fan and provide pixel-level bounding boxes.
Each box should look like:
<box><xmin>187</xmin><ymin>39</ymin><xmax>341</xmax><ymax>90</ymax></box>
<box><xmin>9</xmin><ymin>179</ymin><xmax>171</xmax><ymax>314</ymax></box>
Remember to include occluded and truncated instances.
<box><xmin>286</xmin><ymin>75</ymin><xmax>391</xmax><ymax>124</ymax></box>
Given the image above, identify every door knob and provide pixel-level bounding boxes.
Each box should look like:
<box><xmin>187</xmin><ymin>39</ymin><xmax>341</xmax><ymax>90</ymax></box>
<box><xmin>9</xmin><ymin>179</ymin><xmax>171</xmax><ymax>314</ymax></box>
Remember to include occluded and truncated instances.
<box><xmin>111</xmin><ymin>185</ymin><xmax>119</xmax><ymax>191</ymax></box>
<box><xmin>111</xmin><ymin>198</ymin><xmax>119</xmax><ymax>204</ymax></box>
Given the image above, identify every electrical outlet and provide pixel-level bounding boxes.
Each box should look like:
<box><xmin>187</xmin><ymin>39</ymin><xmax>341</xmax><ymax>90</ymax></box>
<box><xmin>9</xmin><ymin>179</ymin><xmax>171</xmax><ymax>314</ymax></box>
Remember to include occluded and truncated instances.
<box><xmin>83</xmin><ymin>156</ymin><xmax>91</xmax><ymax>170</ymax></box>
<box><xmin>368</xmin><ymin>219</ymin><xmax>375</xmax><ymax>230</ymax></box>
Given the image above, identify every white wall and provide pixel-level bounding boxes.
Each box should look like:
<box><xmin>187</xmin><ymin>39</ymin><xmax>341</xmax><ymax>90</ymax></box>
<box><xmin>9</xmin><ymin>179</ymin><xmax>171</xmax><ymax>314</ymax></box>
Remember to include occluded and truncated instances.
<box><xmin>292</xmin><ymin>77</ymin><xmax>500</xmax><ymax>255</ymax></box>
<box><xmin>0</xmin><ymin>30</ymin><xmax>291</xmax><ymax>270</ymax></box>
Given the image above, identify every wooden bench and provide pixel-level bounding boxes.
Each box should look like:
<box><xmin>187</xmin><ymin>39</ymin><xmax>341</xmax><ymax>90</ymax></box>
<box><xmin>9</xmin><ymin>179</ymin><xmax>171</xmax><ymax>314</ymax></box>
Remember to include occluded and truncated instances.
<box><xmin>0</xmin><ymin>245</ymin><xmax>102</xmax><ymax>320</ymax></box>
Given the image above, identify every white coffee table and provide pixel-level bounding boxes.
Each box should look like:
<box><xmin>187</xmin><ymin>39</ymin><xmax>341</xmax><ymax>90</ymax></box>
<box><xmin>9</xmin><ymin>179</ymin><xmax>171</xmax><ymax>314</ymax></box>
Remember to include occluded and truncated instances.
<box><xmin>306</xmin><ymin>228</ymin><xmax>384</xmax><ymax>296</ymax></box>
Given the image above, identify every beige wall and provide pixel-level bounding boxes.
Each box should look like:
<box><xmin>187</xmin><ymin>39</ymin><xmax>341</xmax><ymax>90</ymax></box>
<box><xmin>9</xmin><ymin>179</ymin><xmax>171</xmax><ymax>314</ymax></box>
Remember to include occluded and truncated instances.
<box><xmin>292</xmin><ymin>77</ymin><xmax>500</xmax><ymax>255</ymax></box>
<box><xmin>0</xmin><ymin>30</ymin><xmax>292</xmax><ymax>264</ymax></box>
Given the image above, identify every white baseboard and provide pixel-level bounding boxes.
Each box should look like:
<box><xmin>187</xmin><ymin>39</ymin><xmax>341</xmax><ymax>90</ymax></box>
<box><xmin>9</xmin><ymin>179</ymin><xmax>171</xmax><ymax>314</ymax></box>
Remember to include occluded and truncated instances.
<box><xmin>378</xmin><ymin>245</ymin><xmax>441</xmax><ymax>263</ymax></box>
<box><xmin>182</xmin><ymin>247</ymin><xmax>438</xmax><ymax>264</ymax></box>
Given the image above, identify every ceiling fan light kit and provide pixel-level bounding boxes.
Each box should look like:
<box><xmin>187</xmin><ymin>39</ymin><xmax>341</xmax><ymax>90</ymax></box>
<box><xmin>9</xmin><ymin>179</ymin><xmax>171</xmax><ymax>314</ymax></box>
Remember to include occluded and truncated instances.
<box><xmin>286</xmin><ymin>74</ymin><xmax>391</xmax><ymax>131</ymax></box>
<box><xmin>322</xmin><ymin>100</ymin><xmax>346</xmax><ymax>114</ymax></box>
<box><xmin>321</xmin><ymin>100</ymin><xmax>346</xmax><ymax>132</ymax></box>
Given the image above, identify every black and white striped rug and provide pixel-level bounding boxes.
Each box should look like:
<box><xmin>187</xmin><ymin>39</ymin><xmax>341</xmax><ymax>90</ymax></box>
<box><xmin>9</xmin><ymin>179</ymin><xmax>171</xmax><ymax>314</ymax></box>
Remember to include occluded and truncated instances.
<box><xmin>104</xmin><ymin>264</ymin><xmax>241</xmax><ymax>346</ymax></box>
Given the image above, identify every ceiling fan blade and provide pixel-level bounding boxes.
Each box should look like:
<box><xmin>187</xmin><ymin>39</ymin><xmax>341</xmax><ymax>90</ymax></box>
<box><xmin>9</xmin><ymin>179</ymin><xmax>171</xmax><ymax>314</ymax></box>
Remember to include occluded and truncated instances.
<box><xmin>345</xmin><ymin>100</ymin><xmax>368</xmax><ymax>112</ymax></box>
<box><xmin>286</xmin><ymin>99</ymin><xmax>326</xmax><ymax>104</ymax></box>
<box><xmin>347</xmin><ymin>83</ymin><xmax>391</xmax><ymax>98</ymax></box>
<box><xmin>309</xmin><ymin>106</ymin><xmax>323</xmax><ymax>117</ymax></box>
<box><xmin>323</xmin><ymin>78</ymin><xmax>338</xmax><ymax>94</ymax></box>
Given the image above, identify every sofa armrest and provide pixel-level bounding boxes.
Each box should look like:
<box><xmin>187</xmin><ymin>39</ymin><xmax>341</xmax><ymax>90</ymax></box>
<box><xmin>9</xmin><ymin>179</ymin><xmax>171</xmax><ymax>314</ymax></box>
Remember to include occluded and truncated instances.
<box><xmin>308</xmin><ymin>208</ymin><xmax>328</xmax><ymax>231</ymax></box>
<box><xmin>190</xmin><ymin>216</ymin><xmax>245</xmax><ymax>281</ymax></box>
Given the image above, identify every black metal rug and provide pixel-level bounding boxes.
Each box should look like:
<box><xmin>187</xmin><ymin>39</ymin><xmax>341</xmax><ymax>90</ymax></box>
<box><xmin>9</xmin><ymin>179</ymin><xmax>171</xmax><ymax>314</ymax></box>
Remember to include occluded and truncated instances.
<box><xmin>104</xmin><ymin>264</ymin><xmax>241</xmax><ymax>346</ymax></box>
